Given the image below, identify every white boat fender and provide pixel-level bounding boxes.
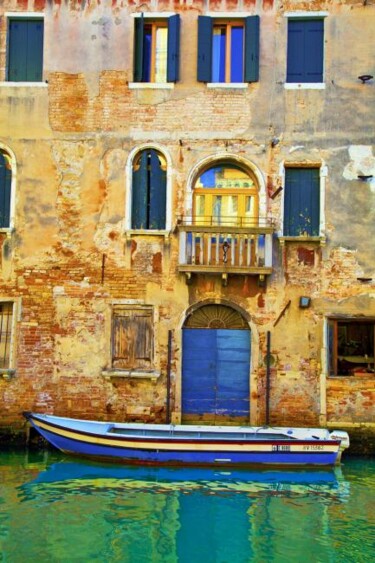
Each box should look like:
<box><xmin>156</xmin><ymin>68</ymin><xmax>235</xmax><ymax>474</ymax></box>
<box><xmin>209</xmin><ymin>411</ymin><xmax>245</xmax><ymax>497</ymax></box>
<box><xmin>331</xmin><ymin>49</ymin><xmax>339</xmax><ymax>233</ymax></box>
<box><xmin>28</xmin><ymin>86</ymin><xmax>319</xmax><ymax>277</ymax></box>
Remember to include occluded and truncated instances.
<box><xmin>329</xmin><ymin>431</ymin><xmax>350</xmax><ymax>449</ymax></box>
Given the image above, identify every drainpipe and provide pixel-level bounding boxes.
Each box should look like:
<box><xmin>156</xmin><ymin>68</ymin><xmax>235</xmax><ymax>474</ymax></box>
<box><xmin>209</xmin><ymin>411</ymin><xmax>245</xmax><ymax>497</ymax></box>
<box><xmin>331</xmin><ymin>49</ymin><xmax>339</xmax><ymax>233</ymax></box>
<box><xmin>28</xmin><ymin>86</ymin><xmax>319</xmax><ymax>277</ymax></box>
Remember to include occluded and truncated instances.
<box><xmin>166</xmin><ymin>330</ymin><xmax>173</xmax><ymax>424</ymax></box>
<box><xmin>266</xmin><ymin>331</ymin><xmax>271</xmax><ymax>426</ymax></box>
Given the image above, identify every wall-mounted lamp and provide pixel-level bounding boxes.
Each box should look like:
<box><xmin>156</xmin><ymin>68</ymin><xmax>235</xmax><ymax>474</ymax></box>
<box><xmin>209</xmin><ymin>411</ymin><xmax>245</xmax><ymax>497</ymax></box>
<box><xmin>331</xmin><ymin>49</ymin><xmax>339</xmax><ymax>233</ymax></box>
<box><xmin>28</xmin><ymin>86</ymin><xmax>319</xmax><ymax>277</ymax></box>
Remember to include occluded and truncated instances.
<box><xmin>358</xmin><ymin>174</ymin><xmax>373</xmax><ymax>181</ymax></box>
<box><xmin>271</xmin><ymin>137</ymin><xmax>280</xmax><ymax>148</ymax></box>
<box><xmin>358</xmin><ymin>74</ymin><xmax>373</xmax><ymax>84</ymax></box>
<box><xmin>299</xmin><ymin>296</ymin><xmax>311</xmax><ymax>309</ymax></box>
<box><xmin>258</xmin><ymin>274</ymin><xmax>266</xmax><ymax>288</ymax></box>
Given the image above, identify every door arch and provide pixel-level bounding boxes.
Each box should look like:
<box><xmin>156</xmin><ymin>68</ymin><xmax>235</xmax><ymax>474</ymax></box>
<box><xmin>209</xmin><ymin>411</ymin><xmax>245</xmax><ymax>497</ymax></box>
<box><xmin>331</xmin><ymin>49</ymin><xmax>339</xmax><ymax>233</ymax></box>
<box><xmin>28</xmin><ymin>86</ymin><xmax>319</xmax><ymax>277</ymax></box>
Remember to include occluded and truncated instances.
<box><xmin>182</xmin><ymin>303</ymin><xmax>251</xmax><ymax>424</ymax></box>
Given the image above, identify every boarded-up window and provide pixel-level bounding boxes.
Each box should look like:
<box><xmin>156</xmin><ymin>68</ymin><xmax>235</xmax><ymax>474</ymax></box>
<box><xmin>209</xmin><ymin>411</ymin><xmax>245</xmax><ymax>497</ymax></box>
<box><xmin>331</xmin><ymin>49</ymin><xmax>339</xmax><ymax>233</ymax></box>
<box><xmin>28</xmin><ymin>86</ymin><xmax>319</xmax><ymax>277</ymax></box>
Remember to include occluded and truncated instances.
<box><xmin>112</xmin><ymin>307</ymin><xmax>153</xmax><ymax>370</ymax></box>
<box><xmin>0</xmin><ymin>302</ymin><xmax>13</xmax><ymax>369</ymax></box>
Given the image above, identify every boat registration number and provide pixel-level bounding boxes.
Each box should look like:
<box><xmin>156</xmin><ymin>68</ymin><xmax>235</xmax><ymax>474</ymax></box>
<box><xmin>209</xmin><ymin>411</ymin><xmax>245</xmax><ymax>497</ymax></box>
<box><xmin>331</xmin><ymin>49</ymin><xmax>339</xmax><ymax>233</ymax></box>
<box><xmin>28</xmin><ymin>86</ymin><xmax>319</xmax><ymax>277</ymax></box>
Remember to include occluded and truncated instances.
<box><xmin>302</xmin><ymin>445</ymin><xmax>324</xmax><ymax>451</ymax></box>
<box><xmin>272</xmin><ymin>445</ymin><xmax>291</xmax><ymax>452</ymax></box>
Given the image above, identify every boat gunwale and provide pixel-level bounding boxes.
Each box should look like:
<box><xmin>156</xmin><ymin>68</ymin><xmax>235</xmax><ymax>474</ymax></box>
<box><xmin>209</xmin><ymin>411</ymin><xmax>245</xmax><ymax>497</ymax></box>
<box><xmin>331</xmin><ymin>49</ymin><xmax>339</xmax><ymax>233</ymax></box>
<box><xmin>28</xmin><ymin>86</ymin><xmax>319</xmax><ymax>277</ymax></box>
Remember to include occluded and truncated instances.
<box><xmin>27</xmin><ymin>414</ymin><xmax>342</xmax><ymax>448</ymax></box>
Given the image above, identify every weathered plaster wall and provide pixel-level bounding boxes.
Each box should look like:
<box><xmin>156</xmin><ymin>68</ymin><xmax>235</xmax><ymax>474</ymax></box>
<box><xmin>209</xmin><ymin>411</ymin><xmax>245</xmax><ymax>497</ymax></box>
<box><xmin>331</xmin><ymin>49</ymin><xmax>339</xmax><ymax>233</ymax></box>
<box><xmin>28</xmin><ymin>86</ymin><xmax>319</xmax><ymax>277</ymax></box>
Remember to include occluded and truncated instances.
<box><xmin>0</xmin><ymin>0</ymin><xmax>374</xmax><ymax>432</ymax></box>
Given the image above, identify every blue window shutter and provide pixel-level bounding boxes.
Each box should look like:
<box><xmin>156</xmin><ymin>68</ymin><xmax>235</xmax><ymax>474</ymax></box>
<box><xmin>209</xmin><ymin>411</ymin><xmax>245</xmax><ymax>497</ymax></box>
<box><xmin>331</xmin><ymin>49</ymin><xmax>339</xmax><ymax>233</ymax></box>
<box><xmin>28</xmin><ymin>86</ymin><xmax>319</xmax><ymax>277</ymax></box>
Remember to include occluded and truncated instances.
<box><xmin>149</xmin><ymin>150</ymin><xmax>167</xmax><ymax>229</ymax></box>
<box><xmin>8</xmin><ymin>19</ymin><xmax>43</xmax><ymax>82</ymax></box>
<box><xmin>0</xmin><ymin>153</ymin><xmax>11</xmax><ymax>228</ymax></box>
<box><xmin>8</xmin><ymin>20</ymin><xmax>27</xmax><ymax>81</ymax></box>
<box><xmin>287</xmin><ymin>19</ymin><xmax>323</xmax><ymax>83</ymax></box>
<box><xmin>167</xmin><ymin>14</ymin><xmax>180</xmax><ymax>82</ymax></box>
<box><xmin>133</xmin><ymin>15</ymin><xmax>144</xmax><ymax>82</ymax></box>
<box><xmin>284</xmin><ymin>168</ymin><xmax>320</xmax><ymax>236</ymax></box>
<box><xmin>244</xmin><ymin>15</ymin><xmax>260</xmax><ymax>82</ymax></box>
<box><xmin>131</xmin><ymin>151</ymin><xmax>148</xmax><ymax>229</ymax></box>
<box><xmin>197</xmin><ymin>16</ymin><xmax>212</xmax><ymax>82</ymax></box>
<box><xmin>305</xmin><ymin>20</ymin><xmax>324</xmax><ymax>82</ymax></box>
<box><xmin>27</xmin><ymin>20</ymin><xmax>44</xmax><ymax>81</ymax></box>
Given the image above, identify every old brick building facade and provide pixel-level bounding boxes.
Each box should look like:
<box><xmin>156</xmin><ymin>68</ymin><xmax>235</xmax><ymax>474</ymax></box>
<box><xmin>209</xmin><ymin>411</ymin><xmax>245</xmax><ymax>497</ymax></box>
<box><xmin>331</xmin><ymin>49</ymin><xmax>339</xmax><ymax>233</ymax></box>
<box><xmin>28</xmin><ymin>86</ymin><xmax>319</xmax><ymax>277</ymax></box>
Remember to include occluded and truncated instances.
<box><xmin>0</xmin><ymin>0</ymin><xmax>374</xmax><ymax>438</ymax></box>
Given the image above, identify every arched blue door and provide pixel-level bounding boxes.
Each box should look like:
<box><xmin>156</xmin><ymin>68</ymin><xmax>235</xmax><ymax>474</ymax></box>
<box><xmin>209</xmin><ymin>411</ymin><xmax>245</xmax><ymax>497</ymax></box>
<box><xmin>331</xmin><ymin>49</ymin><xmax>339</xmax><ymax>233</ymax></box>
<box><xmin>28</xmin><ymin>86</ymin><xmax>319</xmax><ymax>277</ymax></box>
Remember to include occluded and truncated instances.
<box><xmin>182</xmin><ymin>306</ymin><xmax>251</xmax><ymax>424</ymax></box>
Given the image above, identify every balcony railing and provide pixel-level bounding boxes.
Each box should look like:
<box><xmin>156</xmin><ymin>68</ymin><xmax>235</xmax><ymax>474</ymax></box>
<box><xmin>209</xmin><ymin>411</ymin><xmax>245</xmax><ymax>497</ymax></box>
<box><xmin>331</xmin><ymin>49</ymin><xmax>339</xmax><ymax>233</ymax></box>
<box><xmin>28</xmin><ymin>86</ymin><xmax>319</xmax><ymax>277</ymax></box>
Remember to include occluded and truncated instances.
<box><xmin>178</xmin><ymin>217</ymin><xmax>275</xmax><ymax>281</ymax></box>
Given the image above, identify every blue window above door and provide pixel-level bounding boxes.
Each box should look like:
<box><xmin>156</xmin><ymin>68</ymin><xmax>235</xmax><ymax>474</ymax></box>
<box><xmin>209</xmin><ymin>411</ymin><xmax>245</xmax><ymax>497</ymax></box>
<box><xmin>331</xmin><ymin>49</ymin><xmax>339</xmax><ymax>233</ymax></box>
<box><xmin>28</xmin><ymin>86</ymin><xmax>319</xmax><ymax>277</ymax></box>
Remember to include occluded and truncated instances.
<box><xmin>286</xmin><ymin>19</ymin><xmax>324</xmax><ymax>83</ymax></box>
<box><xmin>7</xmin><ymin>19</ymin><xmax>44</xmax><ymax>82</ymax></box>
<box><xmin>0</xmin><ymin>152</ymin><xmax>12</xmax><ymax>229</ymax></box>
<box><xmin>131</xmin><ymin>149</ymin><xmax>167</xmax><ymax>230</ymax></box>
<box><xmin>133</xmin><ymin>14</ymin><xmax>180</xmax><ymax>83</ymax></box>
<box><xmin>283</xmin><ymin>168</ymin><xmax>320</xmax><ymax>236</ymax></box>
<box><xmin>197</xmin><ymin>15</ymin><xmax>260</xmax><ymax>83</ymax></box>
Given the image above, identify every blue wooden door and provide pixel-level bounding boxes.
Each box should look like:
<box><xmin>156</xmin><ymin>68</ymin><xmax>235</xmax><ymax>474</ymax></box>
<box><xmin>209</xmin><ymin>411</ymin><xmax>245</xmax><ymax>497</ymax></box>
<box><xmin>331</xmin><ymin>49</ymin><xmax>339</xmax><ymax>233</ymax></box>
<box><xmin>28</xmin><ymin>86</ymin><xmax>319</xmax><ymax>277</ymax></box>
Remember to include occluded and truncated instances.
<box><xmin>182</xmin><ymin>328</ymin><xmax>250</xmax><ymax>422</ymax></box>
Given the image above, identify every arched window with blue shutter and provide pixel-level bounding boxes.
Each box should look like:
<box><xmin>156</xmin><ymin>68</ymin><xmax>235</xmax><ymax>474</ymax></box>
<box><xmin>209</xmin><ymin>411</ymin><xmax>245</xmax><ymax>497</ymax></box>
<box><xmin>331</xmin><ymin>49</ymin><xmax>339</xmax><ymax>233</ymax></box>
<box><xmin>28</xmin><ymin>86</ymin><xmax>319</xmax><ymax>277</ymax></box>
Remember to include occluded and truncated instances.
<box><xmin>131</xmin><ymin>149</ymin><xmax>167</xmax><ymax>230</ymax></box>
<box><xmin>0</xmin><ymin>151</ymin><xmax>12</xmax><ymax>229</ymax></box>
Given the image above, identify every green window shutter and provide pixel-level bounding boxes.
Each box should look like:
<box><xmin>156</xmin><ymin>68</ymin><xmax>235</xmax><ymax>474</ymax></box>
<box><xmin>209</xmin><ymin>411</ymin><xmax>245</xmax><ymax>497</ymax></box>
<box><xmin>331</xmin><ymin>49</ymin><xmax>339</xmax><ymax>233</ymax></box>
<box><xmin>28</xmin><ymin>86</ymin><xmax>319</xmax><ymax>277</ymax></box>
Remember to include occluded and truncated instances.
<box><xmin>133</xmin><ymin>15</ymin><xmax>144</xmax><ymax>82</ymax></box>
<box><xmin>167</xmin><ymin>14</ymin><xmax>180</xmax><ymax>82</ymax></box>
<box><xmin>244</xmin><ymin>16</ymin><xmax>260</xmax><ymax>82</ymax></box>
<box><xmin>0</xmin><ymin>153</ymin><xmax>11</xmax><ymax>228</ymax></box>
<box><xmin>284</xmin><ymin>168</ymin><xmax>320</xmax><ymax>236</ymax></box>
<box><xmin>131</xmin><ymin>151</ymin><xmax>148</xmax><ymax>229</ymax></box>
<box><xmin>149</xmin><ymin>150</ymin><xmax>167</xmax><ymax>230</ymax></box>
<box><xmin>8</xmin><ymin>19</ymin><xmax>43</xmax><ymax>82</ymax></box>
<box><xmin>197</xmin><ymin>16</ymin><xmax>213</xmax><ymax>82</ymax></box>
<box><xmin>287</xmin><ymin>20</ymin><xmax>324</xmax><ymax>83</ymax></box>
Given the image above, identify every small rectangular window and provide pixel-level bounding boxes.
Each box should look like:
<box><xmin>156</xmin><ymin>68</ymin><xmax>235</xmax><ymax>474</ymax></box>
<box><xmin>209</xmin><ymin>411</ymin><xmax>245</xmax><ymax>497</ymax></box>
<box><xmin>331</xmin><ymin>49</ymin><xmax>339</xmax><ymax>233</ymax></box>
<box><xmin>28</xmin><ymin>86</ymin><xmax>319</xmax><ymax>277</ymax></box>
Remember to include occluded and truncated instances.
<box><xmin>328</xmin><ymin>319</ymin><xmax>375</xmax><ymax>377</ymax></box>
<box><xmin>283</xmin><ymin>167</ymin><xmax>320</xmax><ymax>236</ymax></box>
<box><xmin>286</xmin><ymin>19</ymin><xmax>324</xmax><ymax>83</ymax></box>
<box><xmin>112</xmin><ymin>306</ymin><xmax>153</xmax><ymax>370</ymax></box>
<box><xmin>198</xmin><ymin>15</ymin><xmax>259</xmax><ymax>83</ymax></box>
<box><xmin>133</xmin><ymin>15</ymin><xmax>180</xmax><ymax>83</ymax></box>
<box><xmin>0</xmin><ymin>302</ymin><xmax>14</xmax><ymax>369</ymax></box>
<box><xmin>7</xmin><ymin>18</ymin><xmax>44</xmax><ymax>82</ymax></box>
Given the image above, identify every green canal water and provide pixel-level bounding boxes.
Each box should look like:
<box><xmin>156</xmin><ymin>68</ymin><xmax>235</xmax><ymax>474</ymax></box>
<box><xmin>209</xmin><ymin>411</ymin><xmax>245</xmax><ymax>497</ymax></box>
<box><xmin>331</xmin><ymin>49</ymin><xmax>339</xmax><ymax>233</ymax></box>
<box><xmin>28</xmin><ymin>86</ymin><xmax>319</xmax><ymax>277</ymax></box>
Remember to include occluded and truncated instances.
<box><xmin>1</xmin><ymin>451</ymin><xmax>374</xmax><ymax>563</ymax></box>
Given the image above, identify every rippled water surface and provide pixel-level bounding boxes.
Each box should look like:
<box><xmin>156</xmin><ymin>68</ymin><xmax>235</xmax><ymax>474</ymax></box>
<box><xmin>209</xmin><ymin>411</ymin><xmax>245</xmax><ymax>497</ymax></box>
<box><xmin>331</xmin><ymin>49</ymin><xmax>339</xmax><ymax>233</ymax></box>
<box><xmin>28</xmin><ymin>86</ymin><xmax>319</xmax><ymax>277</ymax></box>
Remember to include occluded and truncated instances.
<box><xmin>1</xmin><ymin>451</ymin><xmax>374</xmax><ymax>562</ymax></box>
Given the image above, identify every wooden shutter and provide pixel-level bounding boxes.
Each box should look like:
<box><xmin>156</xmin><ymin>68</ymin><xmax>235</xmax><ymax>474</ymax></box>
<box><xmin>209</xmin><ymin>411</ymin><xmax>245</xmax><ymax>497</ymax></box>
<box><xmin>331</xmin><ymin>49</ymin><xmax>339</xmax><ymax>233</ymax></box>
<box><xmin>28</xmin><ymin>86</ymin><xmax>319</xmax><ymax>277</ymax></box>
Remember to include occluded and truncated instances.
<box><xmin>0</xmin><ymin>153</ymin><xmax>11</xmax><ymax>228</ymax></box>
<box><xmin>131</xmin><ymin>151</ymin><xmax>148</xmax><ymax>229</ymax></box>
<box><xmin>112</xmin><ymin>308</ymin><xmax>153</xmax><ymax>369</ymax></box>
<box><xmin>197</xmin><ymin>16</ymin><xmax>213</xmax><ymax>82</ymax></box>
<box><xmin>149</xmin><ymin>150</ymin><xmax>167</xmax><ymax>230</ymax></box>
<box><xmin>283</xmin><ymin>168</ymin><xmax>320</xmax><ymax>236</ymax></box>
<box><xmin>167</xmin><ymin>14</ymin><xmax>180</xmax><ymax>82</ymax></box>
<box><xmin>287</xmin><ymin>19</ymin><xmax>323</xmax><ymax>83</ymax></box>
<box><xmin>8</xmin><ymin>19</ymin><xmax>43</xmax><ymax>82</ymax></box>
<box><xmin>133</xmin><ymin>15</ymin><xmax>144</xmax><ymax>82</ymax></box>
<box><xmin>244</xmin><ymin>16</ymin><xmax>260</xmax><ymax>82</ymax></box>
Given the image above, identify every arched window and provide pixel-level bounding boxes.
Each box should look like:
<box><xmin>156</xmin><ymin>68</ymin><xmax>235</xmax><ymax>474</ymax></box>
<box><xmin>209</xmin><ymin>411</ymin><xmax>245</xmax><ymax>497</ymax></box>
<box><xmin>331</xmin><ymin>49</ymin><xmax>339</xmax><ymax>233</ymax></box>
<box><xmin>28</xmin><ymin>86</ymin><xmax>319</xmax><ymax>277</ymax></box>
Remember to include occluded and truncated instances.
<box><xmin>0</xmin><ymin>151</ymin><xmax>12</xmax><ymax>229</ymax></box>
<box><xmin>193</xmin><ymin>161</ymin><xmax>259</xmax><ymax>227</ymax></box>
<box><xmin>131</xmin><ymin>149</ymin><xmax>167</xmax><ymax>230</ymax></box>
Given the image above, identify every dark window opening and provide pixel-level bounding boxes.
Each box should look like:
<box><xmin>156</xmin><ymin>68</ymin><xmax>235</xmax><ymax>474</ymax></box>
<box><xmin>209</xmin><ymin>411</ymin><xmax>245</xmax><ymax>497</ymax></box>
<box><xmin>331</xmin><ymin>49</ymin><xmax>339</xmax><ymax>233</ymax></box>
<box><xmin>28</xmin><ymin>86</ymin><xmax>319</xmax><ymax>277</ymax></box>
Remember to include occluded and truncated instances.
<box><xmin>328</xmin><ymin>319</ymin><xmax>375</xmax><ymax>376</ymax></box>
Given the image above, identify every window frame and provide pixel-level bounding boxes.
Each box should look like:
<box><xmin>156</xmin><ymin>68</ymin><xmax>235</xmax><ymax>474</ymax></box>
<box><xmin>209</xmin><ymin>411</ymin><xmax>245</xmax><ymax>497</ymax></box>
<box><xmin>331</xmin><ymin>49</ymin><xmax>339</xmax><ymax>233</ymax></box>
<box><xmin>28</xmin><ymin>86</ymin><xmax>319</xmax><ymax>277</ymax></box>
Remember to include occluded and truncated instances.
<box><xmin>125</xmin><ymin>144</ymin><xmax>172</xmax><ymax>235</ymax></box>
<box><xmin>131</xmin><ymin>12</ymin><xmax>180</xmax><ymax>87</ymax></box>
<box><xmin>327</xmin><ymin>317</ymin><xmax>375</xmax><ymax>378</ymax></box>
<box><xmin>5</xmin><ymin>13</ymin><xmax>45</xmax><ymax>85</ymax></box>
<box><xmin>0</xmin><ymin>299</ymin><xmax>18</xmax><ymax>380</ymax></box>
<box><xmin>102</xmin><ymin>303</ymin><xmax>160</xmax><ymax>380</ymax></box>
<box><xmin>197</xmin><ymin>14</ymin><xmax>260</xmax><ymax>85</ymax></box>
<box><xmin>0</xmin><ymin>144</ymin><xmax>16</xmax><ymax>233</ymax></box>
<box><xmin>284</xmin><ymin>12</ymin><xmax>327</xmax><ymax>89</ymax></box>
<box><xmin>279</xmin><ymin>162</ymin><xmax>326</xmax><ymax>242</ymax></box>
<box><xmin>211</xmin><ymin>20</ymin><xmax>245</xmax><ymax>84</ymax></box>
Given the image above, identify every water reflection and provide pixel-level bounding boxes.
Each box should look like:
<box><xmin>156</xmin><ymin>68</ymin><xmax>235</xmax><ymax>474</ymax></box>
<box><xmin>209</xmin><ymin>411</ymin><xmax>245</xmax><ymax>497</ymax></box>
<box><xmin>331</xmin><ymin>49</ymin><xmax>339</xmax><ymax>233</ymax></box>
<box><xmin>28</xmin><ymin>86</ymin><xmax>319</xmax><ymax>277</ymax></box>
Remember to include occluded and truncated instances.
<box><xmin>2</xmin><ymin>452</ymin><xmax>374</xmax><ymax>563</ymax></box>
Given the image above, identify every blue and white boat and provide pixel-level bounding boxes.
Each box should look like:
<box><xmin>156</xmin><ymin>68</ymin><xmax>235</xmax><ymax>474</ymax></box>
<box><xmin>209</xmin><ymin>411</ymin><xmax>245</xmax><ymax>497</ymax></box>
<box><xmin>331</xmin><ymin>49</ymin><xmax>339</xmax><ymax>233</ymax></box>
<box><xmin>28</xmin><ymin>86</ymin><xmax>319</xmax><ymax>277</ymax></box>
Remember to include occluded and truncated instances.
<box><xmin>23</xmin><ymin>412</ymin><xmax>350</xmax><ymax>467</ymax></box>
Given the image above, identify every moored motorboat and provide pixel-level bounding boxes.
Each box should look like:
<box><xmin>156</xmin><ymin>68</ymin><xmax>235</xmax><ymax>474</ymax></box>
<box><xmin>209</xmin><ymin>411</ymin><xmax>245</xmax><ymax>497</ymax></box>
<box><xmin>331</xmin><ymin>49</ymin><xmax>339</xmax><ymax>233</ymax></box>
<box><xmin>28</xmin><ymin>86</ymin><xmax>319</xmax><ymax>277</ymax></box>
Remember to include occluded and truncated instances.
<box><xmin>23</xmin><ymin>412</ymin><xmax>350</xmax><ymax>467</ymax></box>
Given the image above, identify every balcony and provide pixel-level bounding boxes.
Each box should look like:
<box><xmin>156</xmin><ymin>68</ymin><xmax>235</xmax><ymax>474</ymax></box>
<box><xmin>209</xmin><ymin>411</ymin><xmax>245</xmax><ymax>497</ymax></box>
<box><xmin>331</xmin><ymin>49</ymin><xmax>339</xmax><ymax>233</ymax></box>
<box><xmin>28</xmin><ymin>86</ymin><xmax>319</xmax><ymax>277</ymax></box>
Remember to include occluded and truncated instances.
<box><xmin>177</xmin><ymin>217</ymin><xmax>275</xmax><ymax>284</ymax></box>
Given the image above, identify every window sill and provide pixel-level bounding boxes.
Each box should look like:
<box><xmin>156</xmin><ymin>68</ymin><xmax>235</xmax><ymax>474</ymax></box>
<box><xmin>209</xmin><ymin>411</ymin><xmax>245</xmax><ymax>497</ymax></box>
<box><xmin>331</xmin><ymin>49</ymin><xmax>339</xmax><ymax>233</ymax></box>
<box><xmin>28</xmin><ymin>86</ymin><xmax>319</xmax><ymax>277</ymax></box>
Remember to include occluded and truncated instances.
<box><xmin>207</xmin><ymin>83</ymin><xmax>248</xmax><ymax>89</ymax></box>
<box><xmin>0</xmin><ymin>369</ymin><xmax>16</xmax><ymax>380</ymax></box>
<box><xmin>129</xmin><ymin>83</ymin><xmax>174</xmax><ymax>90</ymax></box>
<box><xmin>102</xmin><ymin>369</ymin><xmax>160</xmax><ymax>380</ymax></box>
<box><xmin>125</xmin><ymin>229</ymin><xmax>171</xmax><ymax>238</ymax></box>
<box><xmin>0</xmin><ymin>82</ymin><xmax>47</xmax><ymax>87</ymax></box>
<box><xmin>284</xmin><ymin>83</ymin><xmax>325</xmax><ymax>90</ymax></box>
<box><xmin>278</xmin><ymin>236</ymin><xmax>326</xmax><ymax>246</ymax></box>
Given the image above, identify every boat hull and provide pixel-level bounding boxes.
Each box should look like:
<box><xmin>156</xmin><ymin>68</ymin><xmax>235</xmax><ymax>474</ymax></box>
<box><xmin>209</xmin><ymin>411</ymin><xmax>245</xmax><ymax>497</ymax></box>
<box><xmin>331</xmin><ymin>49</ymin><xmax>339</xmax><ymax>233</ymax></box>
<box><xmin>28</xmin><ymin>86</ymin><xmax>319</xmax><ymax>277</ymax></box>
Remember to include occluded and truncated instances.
<box><xmin>24</xmin><ymin>413</ymin><xmax>347</xmax><ymax>467</ymax></box>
